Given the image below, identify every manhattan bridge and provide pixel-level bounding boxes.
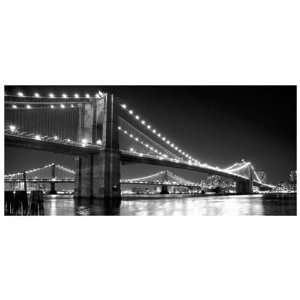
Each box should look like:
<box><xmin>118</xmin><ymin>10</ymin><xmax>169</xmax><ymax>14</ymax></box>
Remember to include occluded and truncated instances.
<box><xmin>4</xmin><ymin>89</ymin><xmax>274</xmax><ymax>206</ymax></box>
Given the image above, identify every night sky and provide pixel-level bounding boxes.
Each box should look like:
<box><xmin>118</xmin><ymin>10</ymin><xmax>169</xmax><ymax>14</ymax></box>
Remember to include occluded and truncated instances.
<box><xmin>5</xmin><ymin>86</ymin><xmax>297</xmax><ymax>184</ymax></box>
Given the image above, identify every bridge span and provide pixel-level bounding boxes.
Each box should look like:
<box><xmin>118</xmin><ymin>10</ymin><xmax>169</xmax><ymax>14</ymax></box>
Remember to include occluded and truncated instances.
<box><xmin>5</xmin><ymin>89</ymin><xmax>274</xmax><ymax>205</ymax></box>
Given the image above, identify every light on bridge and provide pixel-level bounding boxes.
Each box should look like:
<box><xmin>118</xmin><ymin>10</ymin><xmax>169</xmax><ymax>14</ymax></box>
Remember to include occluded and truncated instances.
<box><xmin>74</xmin><ymin>93</ymin><xmax>79</xmax><ymax>98</ymax></box>
<box><xmin>26</xmin><ymin>104</ymin><xmax>31</xmax><ymax>109</ymax></box>
<box><xmin>130</xmin><ymin>148</ymin><xmax>134</xmax><ymax>152</ymax></box>
<box><xmin>85</xmin><ymin>94</ymin><xmax>90</xmax><ymax>98</ymax></box>
<box><xmin>135</xmin><ymin>115</ymin><xmax>140</xmax><ymax>120</ymax></box>
<box><xmin>17</xmin><ymin>92</ymin><xmax>24</xmax><ymax>97</ymax></box>
<box><xmin>34</xmin><ymin>135</ymin><xmax>41</xmax><ymax>141</ymax></box>
<box><xmin>96</xmin><ymin>139</ymin><xmax>102</xmax><ymax>145</ymax></box>
<box><xmin>141</xmin><ymin>120</ymin><xmax>145</xmax><ymax>125</ymax></box>
<box><xmin>49</xmin><ymin>93</ymin><xmax>55</xmax><ymax>98</ymax></box>
<box><xmin>71</xmin><ymin>104</ymin><xmax>74</xmax><ymax>108</ymax></box>
<box><xmin>129</xmin><ymin>110</ymin><xmax>133</xmax><ymax>115</ymax></box>
<box><xmin>98</xmin><ymin>91</ymin><xmax>105</xmax><ymax>98</ymax></box>
<box><xmin>9</xmin><ymin>125</ymin><xmax>16</xmax><ymax>132</ymax></box>
<box><xmin>12</xmin><ymin>104</ymin><xmax>17</xmax><ymax>109</ymax></box>
<box><xmin>81</xmin><ymin>139</ymin><xmax>88</xmax><ymax>144</ymax></box>
<box><xmin>60</xmin><ymin>104</ymin><xmax>65</xmax><ymax>109</ymax></box>
<box><xmin>50</xmin><ymin>105</ymin><xmax>55</xmax><ymax>109</ymax></box>
<box><xmin>53</xmin><ymin>136</ymin><xmax>58</xmax><ymax>140</ymax></box>
<box><xmin>62</xmin><ymin>94</ymin><xmax>68</xmax><ymax>98</ymax></box>
<box><xmin>34</xmin><ymin>93</ymin><xmax>40</xmax><ymax>98</ymax></box>
<box><xmin>121</xmin><ymin>104</ymin><xmax>127</xmax><ymax>109</ymax></box>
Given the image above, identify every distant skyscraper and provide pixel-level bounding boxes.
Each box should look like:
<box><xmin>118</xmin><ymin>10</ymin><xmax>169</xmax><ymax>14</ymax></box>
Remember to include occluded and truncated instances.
<box><xmin>289</xmin><ymin>170</ymin><xmax>297</xmax><ymax>183</ymax></box>
<box><xmin>257</xmin><ymin>171</ymin><xmax>267</xmax><ymax>183</ymax></box>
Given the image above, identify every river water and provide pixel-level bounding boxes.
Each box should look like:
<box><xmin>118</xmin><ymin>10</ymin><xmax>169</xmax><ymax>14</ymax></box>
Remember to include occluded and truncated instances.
<box><xmin>17</xmin><ymin>194</ymin><xmax>296</xmax><ymax>216</ymax></box>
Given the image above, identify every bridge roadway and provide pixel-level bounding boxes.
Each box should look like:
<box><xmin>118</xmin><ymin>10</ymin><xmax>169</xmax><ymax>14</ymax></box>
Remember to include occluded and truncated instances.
<box><xmin>5</xmin><ymin>133</ymin><xmax>273</xmax><ymax>190</ymax></box>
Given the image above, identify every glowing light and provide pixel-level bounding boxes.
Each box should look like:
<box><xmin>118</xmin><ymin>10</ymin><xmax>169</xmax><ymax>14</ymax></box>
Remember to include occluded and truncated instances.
<box><xmin>152</xmin><ymin>129</ymin><xmax>156</xmax><ymax>133</ymax></box>
<box><xmin>129</xmin><ymin>134</ymin><xmax>133</xmax><ymax>138</ymax></box>
<box><xmin>147</xmin><ymin>125</ymin><xmax>151</xmax><ymax>129</ymax></box>
<box><xmin>162</xmin><ymin>137</ymin><xmax>166</xmax><ymax>141</ymax></box>
<box><xmin>118</xmin><ymin>126</ymin><xmax>121</xmax><ymax>130</ymax></box>
<box><xmin>62</xmin><ymin>93</ymin><xmax>68</xmax><ymax>98</ymax></box>
<box><xmin>96</xmin><ymin>139</ymin><xmax>102</xmax><ymax>145</ymax></box>
<box><xmin>34</xmin><ymin>135</ymin><xmax>41</xmax><ymax>140</ymax></box>
<box><xmin>130</xmin><ymin>148</ymin><xmax>134</xmax><ymax>152</ymax></box>
<box><xmin>53</xmin><ymin>136</ymin><xmax>58</xmax><ymax>140</ymax></box>
<box><xmin>17</xmin><ymin>92</ymin><xmax>24</xmax><ymax>97</ymax></box>
<box><xmin>66</xmin><ymin>139</ymin><xmax>71</xmax><ymax>142</ymax></box>
<box><xmin>98</xmin><ymin>90</ymin><xmax>105</xmax><ymax>97</ymax></box>
<box><xmin>166</xmin><ymin>140</ymin><xmax>170</xmax><ymax>144</ymax></box>
<box><xmin>12</xmin><ymin>104</ymin><xmax>17</xmax><ymax>109</ymax></box>
<box><xmin>139</xmin><ymin>153</ymin><xmax>144</xmax><ymax>157</ymax></box>
<box><xmin>74</xmin><ymin>93</ymin><xmax>79</xmax><ymax>98</ymax></box>
<box><xmin>135</xmin><ymin>115</ymin><xmax>140</xmax><ymax>120</ymax></box>
<box><xmin>157</xmin><ymin>133</ymin><xmax>161</xmax><ymax>137</ymax></box>
<box><xmin>85</xmin><ymin>93</ymin><xmax>90</xmax><ymax>98</ymax></box>
<box><xmin>34</xmin><ymin>93</ymin><xmax>40</xmax><ymax>98</ymax></box>
<box><xmin>141</xmin><ymin>120</ymin><xmax>145</xmax><ymax>125</ymax></box>
<box><xmin>121</xmin><ymin>104</ymin><xmax>127</xmax><ymax>109</ymax></box>
<box><xmin>49</xmin><ymin>93</ymin><xmax>55</xmax><ymax>98</ymax></box>
<box><xmin>129</xmin><ymin>110</ymin><xmax>133</xmax><ymax>115</ymax></box>
<box><xmin>26</xmin><ymin>104</ymin><xmax>31</xmax><ymax>109</ymax></box>
<box><xmin>9</xmin><ymin>125</ymin><xmax>16</xmax><ymax>132</ymax></box>
<box><xmin>50</xmin><ymin>105</ymin><xmax>54</xmax><ymax>109</ymax></box>
<box><xmin>60</xmin><ymin>104</ymin><xmax>65</xmax><ymax>109</ymax></box>
<box><xmin>71</xmin><ymin>104</ymin><xmax>74</xmax><ymax>108</ymax></box>
<box><xmin>81</xmin><ymin>139</ymin><xmax>87</xmax><ymax>144</ymax></box>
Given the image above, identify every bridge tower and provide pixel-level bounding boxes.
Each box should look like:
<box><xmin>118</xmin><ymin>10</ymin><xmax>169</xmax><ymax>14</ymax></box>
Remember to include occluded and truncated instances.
<box><xmin>74</xmin><ymin>94</ymin><xmax>121</xmax><ymax>205</ymax></box>
<box><xmin>160</xmin><ymin>170</ymin><xmax>169</xmax><ymax>194</ymax></box>
<box><xmin>236</xmin><ymin>164</ymin><xmax>254</xmax><ymax>194</ymax></box>
<box><xmin>49</xmin><ymin>164</ymin><xmax>57</xmax><ymax>194</ymax></box>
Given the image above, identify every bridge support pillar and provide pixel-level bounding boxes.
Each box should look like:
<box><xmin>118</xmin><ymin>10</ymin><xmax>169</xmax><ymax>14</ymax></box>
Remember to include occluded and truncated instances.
<box><xmin>236</xmin><ymin>180</ymin><xmax>253</xmax><ymax>194</ymax></box>
<box><xmin>74</xmin><ymin>93</ymin><xmax>121</xmax><ymax>208</ymax></box>
<box><xmin>235</xmin><ymin>164</ymin><xmax>254</xmax><ymax>194</ymax></box>
<box><xmin>49</xmin><ymin>164</ymin><xmax>57</xmax><ymax>194</ymax></box>
<box><xmin>160</xmin><ymin>185</ymin><xmax>169</xmax><ymax>194</ymax></box>
<box><xmin>49</xmin><ymin>182</ymin><xmax>57</xmax><ymax>194</ymax></box>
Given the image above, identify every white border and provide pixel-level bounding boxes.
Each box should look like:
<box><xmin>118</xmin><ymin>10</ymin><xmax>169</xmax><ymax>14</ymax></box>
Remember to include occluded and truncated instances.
<box><xmin>0</xmin><ymin>1</ymin><xmax>299</xmax><ymax>300</ymax></box>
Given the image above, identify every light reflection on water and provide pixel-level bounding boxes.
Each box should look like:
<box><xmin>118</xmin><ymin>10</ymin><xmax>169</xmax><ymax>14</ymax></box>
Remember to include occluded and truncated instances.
<box><xmin>35</xmin><ymin>194</ymin><xmax>296</xmax><ymax>216</ymax></box>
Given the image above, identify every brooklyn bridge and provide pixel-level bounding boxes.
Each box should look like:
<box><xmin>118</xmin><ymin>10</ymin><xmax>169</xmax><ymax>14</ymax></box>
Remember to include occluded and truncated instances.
<box><xmin>5</xmin><ymin>89</ymin><xmax>274</xmax><ymax>207</ymax></box>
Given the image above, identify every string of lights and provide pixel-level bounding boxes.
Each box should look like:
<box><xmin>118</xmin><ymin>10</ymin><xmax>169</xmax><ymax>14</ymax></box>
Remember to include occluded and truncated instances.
<box><xmin>56</xmin><ymin>165</ymin><xmax>76</xmax><ymax>175</ymax></box>
<box><xmin>5</xmin><ymin>163</ymin><xmax>55</xmax><ymax>178</ymax></box>
<box><xmin>118</xmin><ymin>126</ymin><xmax>173</xmax><ymax>159</ymax></box>
<box><xmin>119</xmin><ymin>102</ymin><xmax>200</xmax><ymax>164</ymax></box>
<box><xmin>123</xmin><ymin>171</ymin><xmax>166</xmax><ymax>182</ymax></box>
<box><xmin>5</xmin><ymin>91</ymin><xmax>105</xmax><ymax>100</ymax></box>
<box><xmin>227</xmin><ymin>162</ymin><xmax>251</xmax><ymax>173</ymax></box>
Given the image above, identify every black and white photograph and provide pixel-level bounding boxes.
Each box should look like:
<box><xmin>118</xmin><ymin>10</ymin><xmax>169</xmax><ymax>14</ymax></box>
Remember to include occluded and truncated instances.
<box><xmin>1</xmin><ymin>1</ymin><xmax>299</xmax><ymax>300</ymax></box>
<box><xmin>4</xmin><ymin>86</ymin><xmax>297</xmax><ymax>216</ymax></box>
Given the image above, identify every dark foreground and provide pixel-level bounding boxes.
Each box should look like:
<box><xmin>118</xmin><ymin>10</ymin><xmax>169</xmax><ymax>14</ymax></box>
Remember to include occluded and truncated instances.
<box><xmin>5</xmin><ymin>194</ymin><xmax>297</xmax><ymax>216</ymax></box>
